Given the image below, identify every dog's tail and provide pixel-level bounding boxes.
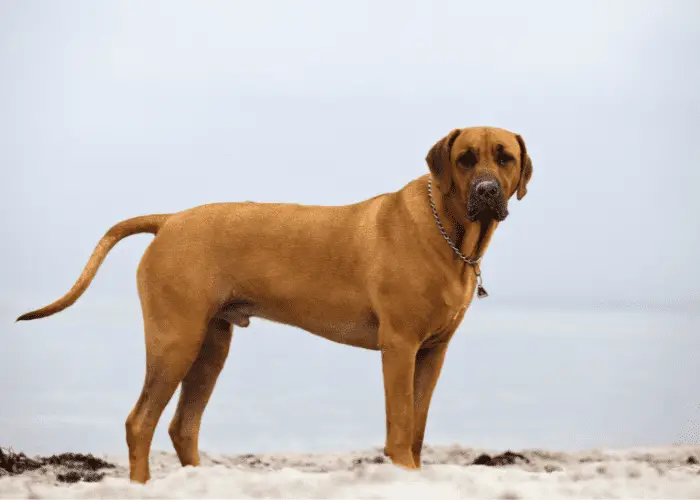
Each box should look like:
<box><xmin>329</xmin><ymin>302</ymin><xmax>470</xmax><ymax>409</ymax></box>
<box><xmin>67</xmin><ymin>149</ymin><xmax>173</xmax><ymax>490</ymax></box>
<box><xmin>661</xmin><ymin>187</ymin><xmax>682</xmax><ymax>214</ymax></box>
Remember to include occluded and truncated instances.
<box><xmin>16</xmin><ymin>214</ymin><xmax>171</xmax><ymax>322</ymax></box>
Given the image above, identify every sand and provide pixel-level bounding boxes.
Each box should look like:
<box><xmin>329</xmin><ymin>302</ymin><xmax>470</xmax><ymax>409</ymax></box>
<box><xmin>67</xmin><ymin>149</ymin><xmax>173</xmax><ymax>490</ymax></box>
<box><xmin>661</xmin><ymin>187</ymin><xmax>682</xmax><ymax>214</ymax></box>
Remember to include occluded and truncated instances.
<box><xmin>1</xmin><ymin>444</ymin><xmax>699</xmax><ymax>499</ymax></box>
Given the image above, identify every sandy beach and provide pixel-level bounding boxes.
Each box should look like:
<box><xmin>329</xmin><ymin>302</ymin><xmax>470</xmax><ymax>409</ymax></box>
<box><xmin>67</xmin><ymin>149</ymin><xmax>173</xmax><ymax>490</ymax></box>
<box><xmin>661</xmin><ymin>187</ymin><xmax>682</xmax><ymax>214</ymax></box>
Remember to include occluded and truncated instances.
<box><xmin>2</xmin><ymin>444</ymin><xmax>699</xmax><ymax>499</ymax></box>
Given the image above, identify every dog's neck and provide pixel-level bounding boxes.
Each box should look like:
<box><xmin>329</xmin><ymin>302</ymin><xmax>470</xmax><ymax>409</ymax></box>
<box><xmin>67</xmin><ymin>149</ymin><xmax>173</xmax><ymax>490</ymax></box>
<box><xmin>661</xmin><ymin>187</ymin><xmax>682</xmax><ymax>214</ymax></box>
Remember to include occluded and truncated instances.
<box><xmin>422</xmin><ymin>175</ymin><xmax>499</xmax><ymax>278</ymax></box>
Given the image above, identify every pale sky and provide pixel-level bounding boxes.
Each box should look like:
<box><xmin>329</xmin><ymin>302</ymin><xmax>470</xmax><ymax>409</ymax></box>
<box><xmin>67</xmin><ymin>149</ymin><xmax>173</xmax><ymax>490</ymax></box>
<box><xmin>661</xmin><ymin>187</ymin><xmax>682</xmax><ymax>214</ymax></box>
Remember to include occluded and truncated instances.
<box><xmin>1</xmin><ymin>0</ymin><xmax>700</xmax><ymax>459</ymax></box>
<box><xmin>1</xmin><ymin>0</ymin><xmax>699</xmax><ymax>310</ymax></box>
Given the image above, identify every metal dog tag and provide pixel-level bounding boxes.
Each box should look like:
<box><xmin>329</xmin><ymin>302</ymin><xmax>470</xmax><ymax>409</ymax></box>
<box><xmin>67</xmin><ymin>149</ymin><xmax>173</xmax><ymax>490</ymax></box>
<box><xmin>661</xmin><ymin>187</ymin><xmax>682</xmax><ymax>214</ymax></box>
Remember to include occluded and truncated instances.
<box><xmin>474</xmin><ymin>264</ymin><xmax>489</xmax><ymax>300</ymax></box>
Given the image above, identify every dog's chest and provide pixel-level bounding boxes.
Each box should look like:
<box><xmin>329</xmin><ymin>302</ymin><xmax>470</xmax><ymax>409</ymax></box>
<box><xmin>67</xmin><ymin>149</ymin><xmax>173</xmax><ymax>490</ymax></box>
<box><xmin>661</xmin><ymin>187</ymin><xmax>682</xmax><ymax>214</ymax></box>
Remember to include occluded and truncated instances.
<box><xmin>437</xmin><ymin>279</ymin><xmax>476</xmax><ymax>328</ymax></box>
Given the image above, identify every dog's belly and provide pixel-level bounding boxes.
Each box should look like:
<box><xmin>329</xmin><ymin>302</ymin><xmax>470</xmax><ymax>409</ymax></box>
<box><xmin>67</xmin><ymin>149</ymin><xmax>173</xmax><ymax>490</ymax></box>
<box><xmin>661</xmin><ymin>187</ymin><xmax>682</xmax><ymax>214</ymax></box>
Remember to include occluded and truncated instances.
<box><xmin>215</xmin><ymin>300</ymin><xmax>380</xmax><ymax>350</ymax></box>
<box><xmin>296</xmin><ymin>318</ymin><xmax>380</xmax><ymax>350</ymax></box>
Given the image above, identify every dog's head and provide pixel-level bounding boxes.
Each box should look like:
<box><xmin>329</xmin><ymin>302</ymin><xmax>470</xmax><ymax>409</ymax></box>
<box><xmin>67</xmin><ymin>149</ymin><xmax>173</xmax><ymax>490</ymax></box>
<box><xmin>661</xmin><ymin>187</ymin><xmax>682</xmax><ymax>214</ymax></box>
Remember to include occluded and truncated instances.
<box><xmin>426</xmin><ymin>127</ymin><xmax>533</xmax><ymax>223</ymax></box>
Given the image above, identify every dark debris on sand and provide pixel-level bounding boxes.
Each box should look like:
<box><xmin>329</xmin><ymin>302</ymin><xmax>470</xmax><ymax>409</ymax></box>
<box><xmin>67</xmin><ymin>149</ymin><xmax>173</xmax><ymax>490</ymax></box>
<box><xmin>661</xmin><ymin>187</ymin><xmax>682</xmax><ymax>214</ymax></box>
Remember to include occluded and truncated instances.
<box><xmin>472</xmin><ymin>451</ymin><xmax>530</xmax><ymax>467</ymax></box>
<box><xmin>352</xmin><ymin>455</ymin><xmax>387</xmax><ymax>466</ymax></box>
<box><xmin>0</xmin><ymin>447</ymin><xmax>115</xmax><ymax>483</ymax></box>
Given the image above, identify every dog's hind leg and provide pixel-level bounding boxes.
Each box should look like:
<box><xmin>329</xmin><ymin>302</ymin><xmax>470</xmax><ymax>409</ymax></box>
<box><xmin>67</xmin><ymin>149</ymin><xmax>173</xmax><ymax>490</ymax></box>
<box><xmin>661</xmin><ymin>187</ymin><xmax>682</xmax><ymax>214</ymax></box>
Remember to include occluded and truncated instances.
<box><xmin>125</xmin><ymin>309</ymin><xmax>209</xmax><ymax>483</ymax></box>
<box><xmin>168</xmin><ymin>318</ymin><xmax>233</xmax><ymax>467</ymax></box>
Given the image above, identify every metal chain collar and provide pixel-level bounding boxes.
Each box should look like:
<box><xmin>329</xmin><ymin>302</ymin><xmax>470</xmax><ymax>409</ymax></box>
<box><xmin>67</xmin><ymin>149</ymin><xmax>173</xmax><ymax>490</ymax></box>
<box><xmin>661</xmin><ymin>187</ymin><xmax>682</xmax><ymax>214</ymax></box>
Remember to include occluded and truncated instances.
<box><xmin>427</xmin><ymin>177</ymin><xmax>482</xmax><ymax>266</ymax></box>
<box><xmin>427</xmin><ymin>177</ymin><xmax>488</xmax><ymax>296</ymax></box>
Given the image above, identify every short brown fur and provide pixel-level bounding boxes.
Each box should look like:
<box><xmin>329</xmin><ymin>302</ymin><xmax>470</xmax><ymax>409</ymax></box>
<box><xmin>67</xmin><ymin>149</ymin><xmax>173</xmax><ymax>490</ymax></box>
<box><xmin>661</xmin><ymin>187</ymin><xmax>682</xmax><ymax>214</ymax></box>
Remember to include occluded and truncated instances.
<box><xmin>18</xmin><ymin>126</ymin><xmax>533</xmax><ymax>483</ymax></box>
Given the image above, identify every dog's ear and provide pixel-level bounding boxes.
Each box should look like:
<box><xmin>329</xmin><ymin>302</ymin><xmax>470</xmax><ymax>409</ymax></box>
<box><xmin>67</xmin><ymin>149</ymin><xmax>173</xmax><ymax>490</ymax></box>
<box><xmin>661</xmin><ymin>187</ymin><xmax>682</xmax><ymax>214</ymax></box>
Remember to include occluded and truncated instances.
<box><xmin>515</xmin><ymin>134</ymin><xmax>533</xmax><ymax>200</ymax></box>
<box><xmin>426</xmin><ymin>129</ymin><xmax>461</xmax><ymax>189</ymax></box>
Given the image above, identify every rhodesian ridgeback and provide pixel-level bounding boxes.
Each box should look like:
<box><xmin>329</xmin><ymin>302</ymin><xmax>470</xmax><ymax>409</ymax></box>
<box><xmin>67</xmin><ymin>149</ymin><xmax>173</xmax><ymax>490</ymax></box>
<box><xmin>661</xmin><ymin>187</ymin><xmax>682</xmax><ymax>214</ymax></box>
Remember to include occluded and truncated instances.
<box><xmin>18</xmin><ymin>126</ymin><xmax>533</xmax><ymax>483</ymax></box>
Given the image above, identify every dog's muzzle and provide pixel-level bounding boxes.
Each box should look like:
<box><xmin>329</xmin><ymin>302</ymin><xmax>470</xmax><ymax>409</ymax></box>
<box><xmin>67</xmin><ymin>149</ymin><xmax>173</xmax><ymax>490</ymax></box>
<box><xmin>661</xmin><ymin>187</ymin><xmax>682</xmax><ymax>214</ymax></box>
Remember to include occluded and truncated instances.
<box><xmin>467</xmin><ymin>177</ymin><xmax>509</xmax><ymax>222</ymax></box>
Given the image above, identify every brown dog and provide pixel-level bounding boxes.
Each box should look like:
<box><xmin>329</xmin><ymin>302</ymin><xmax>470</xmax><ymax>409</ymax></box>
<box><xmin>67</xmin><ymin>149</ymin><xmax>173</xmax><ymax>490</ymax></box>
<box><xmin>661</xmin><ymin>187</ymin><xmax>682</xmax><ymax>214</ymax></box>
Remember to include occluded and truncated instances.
<box><xmin>17</xmin><ymin>126</ymin><xmax>533</xmax><ymax>483</ymax></box>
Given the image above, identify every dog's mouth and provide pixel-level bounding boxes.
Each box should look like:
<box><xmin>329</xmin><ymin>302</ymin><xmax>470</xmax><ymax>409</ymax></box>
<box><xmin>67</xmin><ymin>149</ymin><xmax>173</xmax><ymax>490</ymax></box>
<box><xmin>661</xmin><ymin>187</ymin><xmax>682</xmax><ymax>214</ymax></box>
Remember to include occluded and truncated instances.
<box><xmin>466</xmin><ymin>176</ymin><xmax>508</xmax><ymax>223</ymax></box>
<box><xmin>467</xmin><ymin>196</ymin><xmax>509</xmax><ymax>222</ymax></box>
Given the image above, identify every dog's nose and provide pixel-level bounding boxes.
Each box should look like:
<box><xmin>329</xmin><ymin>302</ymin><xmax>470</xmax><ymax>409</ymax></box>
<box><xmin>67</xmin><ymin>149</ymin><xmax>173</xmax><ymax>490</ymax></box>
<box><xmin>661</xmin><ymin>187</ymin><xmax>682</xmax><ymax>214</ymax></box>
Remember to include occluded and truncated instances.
<box><xmin>474</xmin><ymin>179</ymin><xmax>499</xmax><ymax>199</ymax></box>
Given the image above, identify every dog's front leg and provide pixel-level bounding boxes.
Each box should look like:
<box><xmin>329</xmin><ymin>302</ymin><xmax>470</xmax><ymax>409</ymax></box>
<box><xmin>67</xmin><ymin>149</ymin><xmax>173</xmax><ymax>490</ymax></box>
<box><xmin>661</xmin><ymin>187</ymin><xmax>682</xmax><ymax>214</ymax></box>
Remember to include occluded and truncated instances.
<box><xmin>411</xmin><ymin>343</ymin><xmax>448</xmax><ymax>467</ymax></box>
<box><xmin>380</xmin><ymin>336</ymin><xmax>420</xmax><ymax>470</ymax></box>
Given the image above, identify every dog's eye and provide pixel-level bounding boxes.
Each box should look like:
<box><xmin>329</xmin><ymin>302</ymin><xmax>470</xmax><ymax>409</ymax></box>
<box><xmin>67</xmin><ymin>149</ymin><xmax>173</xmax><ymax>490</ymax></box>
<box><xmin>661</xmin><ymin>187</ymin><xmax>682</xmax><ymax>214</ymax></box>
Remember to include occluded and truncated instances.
<box><xmin>458</xmin><ymin>150</ymin><xmax>478</xmax><ymax>168</ymax></box>
<box><xmin>497</xmin><ymin>154</ymin><xmax>514</xmax><ymax>167</ymax></box>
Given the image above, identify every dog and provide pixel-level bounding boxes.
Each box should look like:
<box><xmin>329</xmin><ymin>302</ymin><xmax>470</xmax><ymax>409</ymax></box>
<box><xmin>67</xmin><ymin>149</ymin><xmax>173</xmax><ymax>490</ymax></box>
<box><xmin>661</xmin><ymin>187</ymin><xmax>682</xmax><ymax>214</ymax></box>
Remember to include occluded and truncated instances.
<box><xmin>17</xmin><ymin>126</ymin><xmax>533</xmax><ymax>483</ymax></box>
